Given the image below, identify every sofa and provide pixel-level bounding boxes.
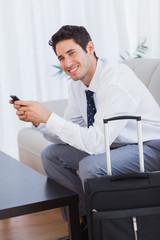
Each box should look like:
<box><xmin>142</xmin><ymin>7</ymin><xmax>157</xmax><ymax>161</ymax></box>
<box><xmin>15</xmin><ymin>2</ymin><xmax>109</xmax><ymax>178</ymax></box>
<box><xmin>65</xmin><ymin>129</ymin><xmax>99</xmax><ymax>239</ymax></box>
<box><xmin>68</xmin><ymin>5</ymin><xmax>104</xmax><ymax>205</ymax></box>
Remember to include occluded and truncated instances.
<box><xmin>18</xmin><ymin>58</ymin><xmax>160</xmax><ymax>175</ymax></box>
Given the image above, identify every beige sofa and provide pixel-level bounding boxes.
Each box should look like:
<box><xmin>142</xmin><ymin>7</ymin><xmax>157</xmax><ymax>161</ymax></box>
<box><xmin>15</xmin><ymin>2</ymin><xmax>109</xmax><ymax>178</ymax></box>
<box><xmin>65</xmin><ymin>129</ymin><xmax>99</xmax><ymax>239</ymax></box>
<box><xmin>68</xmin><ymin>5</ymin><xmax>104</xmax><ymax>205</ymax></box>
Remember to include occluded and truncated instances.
<box><xmin>18</xmin><ymin>58</ymin><xmax>160</xmax><ymax>175</ymax></box>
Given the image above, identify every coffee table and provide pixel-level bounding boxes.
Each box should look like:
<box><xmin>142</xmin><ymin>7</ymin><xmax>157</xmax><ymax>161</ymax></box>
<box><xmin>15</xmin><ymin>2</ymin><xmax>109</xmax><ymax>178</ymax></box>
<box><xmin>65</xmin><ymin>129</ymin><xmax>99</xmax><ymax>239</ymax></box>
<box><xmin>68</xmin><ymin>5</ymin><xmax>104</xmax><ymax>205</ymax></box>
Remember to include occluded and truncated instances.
<box><xmin>0</xmin><ymin>151</ymin><xmax>80</xmax><ymax>240</ymax></box>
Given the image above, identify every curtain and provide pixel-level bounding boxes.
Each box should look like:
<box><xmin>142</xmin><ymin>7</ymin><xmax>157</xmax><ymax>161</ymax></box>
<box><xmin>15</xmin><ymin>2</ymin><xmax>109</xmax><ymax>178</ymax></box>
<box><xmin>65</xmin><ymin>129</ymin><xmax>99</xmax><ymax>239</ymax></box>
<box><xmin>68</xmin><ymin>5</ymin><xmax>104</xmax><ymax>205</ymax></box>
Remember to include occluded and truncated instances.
<box><xmin>0</xmin><ymin>0</ymin><xmax>160</xmax><ymax>159</ymax></box>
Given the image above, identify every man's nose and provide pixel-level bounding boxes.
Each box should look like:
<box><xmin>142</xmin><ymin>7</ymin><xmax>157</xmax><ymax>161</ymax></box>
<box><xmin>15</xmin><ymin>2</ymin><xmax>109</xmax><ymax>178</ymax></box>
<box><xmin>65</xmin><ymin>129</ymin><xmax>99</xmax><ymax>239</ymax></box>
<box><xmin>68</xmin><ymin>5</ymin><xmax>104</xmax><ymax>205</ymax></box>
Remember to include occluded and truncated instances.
<box><xmin>64</xmin><ymin>57</ymin><xmax>72</xmax><ymax>68</ymax></box>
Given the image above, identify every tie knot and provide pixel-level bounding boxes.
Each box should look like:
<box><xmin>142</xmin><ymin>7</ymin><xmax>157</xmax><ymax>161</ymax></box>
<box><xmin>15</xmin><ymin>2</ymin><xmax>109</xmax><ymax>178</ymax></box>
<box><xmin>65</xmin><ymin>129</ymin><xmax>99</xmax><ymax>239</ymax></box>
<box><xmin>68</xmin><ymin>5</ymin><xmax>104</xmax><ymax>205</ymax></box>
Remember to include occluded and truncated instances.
<box><xmin>85</xmin><ymin>90</ymin><xmax>94</xmax><ymax>101</ymax></box>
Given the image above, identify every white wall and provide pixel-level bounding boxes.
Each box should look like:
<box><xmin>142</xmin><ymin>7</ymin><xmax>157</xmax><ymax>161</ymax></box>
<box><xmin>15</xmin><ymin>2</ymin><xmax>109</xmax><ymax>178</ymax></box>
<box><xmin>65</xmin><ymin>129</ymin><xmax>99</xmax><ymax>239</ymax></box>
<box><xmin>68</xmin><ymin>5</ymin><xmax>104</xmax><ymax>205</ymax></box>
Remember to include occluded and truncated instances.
<box><xmin>0</xmin><ymin>0</ymin><xmax>160</xmax><ymax>159</ymax></box>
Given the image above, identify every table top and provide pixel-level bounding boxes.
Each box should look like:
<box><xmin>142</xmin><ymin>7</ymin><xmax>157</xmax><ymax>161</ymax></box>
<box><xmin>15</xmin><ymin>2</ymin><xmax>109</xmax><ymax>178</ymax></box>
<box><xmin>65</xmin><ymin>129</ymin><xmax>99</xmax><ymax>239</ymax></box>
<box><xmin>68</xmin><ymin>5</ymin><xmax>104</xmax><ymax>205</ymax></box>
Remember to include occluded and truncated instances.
<box><xmin>0</xmin><ymin>151</ymin><xmax>78</xmax><ymax>220</ymax></box>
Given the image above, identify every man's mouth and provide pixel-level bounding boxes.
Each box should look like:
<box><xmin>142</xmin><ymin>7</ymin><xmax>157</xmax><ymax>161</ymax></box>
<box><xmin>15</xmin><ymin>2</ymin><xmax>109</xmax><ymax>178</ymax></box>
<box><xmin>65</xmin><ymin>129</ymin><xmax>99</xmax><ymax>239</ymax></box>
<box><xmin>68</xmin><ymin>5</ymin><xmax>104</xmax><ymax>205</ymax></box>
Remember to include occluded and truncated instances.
<box><xmin>68</xmin><ymin>65</ymin><xmax>79</xmax><ymax>73</ymax></box>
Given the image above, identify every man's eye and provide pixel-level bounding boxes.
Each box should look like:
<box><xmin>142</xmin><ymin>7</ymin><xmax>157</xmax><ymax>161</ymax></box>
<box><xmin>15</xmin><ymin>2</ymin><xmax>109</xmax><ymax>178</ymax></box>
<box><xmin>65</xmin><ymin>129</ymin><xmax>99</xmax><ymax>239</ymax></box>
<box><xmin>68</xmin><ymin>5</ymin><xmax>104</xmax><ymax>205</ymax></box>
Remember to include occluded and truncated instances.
<box><xmin>59</xmin><ymin>57</ymin><xmax>64</xmax><ymax>62</ymax></box>
<box><xmin>70</xmin><ymin>52</ymin><xmax>75</xmax><ymax>55</ymax></box>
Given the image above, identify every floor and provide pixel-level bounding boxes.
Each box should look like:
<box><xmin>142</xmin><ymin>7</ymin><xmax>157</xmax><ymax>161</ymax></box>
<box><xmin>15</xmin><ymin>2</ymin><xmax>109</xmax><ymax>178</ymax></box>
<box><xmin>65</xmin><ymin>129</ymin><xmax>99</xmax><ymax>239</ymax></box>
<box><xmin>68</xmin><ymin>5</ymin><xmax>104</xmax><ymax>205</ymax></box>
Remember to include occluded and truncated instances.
<box><xmin>0</xmin><ymin>208</ymin><xmax>68</xmax><ymax>240</ymax></box>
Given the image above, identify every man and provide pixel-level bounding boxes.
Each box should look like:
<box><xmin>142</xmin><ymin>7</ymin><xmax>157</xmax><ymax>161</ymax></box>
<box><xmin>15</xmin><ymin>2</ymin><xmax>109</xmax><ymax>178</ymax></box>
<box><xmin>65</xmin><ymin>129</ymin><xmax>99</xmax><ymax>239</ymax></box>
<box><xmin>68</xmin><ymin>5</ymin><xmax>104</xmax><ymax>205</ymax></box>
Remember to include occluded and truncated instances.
<box><xmin>10</xmin><ymin>25</ymin><xmax>160</xmax><ymax>240</ymax></box>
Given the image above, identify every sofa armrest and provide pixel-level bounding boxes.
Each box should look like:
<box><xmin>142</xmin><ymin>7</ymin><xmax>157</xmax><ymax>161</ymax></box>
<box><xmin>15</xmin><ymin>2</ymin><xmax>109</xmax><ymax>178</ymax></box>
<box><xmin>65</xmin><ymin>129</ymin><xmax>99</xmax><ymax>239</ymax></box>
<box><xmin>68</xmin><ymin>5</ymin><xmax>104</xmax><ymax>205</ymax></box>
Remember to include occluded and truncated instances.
<box><xmin>18</xmin><ymin>98</ymin><xmax>68</xmax><ymax>175</ymax></box>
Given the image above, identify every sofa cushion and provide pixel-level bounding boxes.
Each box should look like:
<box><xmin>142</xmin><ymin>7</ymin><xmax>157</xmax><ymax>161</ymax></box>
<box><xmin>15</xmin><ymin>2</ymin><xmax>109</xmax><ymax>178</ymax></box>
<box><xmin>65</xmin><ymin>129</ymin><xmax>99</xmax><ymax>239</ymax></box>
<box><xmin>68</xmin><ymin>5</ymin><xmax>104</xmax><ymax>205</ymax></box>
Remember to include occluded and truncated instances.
<box><xmin>125</xmin><ymin>58</ymin><xmax>160</xmax><ymax>107</ymax></box>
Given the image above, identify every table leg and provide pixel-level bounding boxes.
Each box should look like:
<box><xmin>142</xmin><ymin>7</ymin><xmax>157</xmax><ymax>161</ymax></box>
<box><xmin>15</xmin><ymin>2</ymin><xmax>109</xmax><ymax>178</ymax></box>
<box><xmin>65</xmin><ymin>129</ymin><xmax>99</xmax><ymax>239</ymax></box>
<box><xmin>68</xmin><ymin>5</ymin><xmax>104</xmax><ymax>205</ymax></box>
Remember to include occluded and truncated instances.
<box><xmin>67</xmin><ymin>204</ymin><xmax>81</xmax><ymax>240</ymax></box>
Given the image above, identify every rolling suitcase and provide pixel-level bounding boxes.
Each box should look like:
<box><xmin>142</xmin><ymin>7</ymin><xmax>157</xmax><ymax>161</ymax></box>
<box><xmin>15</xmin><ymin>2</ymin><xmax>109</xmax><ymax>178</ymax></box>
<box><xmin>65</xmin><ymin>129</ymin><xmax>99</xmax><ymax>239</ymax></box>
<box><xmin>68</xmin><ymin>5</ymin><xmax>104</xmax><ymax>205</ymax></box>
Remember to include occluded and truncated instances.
<box><xmin>84</xmin><ymin>115</ymin><xmax>160</xmax><ymax>240</ymax></box>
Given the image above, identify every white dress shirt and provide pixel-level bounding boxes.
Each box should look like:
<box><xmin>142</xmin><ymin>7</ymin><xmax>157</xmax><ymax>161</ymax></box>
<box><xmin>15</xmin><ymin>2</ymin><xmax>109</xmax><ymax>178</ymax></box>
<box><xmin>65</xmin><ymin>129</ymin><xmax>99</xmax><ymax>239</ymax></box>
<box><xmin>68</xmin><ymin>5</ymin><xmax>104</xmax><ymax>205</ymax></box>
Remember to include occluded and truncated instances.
<box><xmin>38</xmin><ymin>59</ymin><xmax>160</xmax><ymax>154</ymax></box>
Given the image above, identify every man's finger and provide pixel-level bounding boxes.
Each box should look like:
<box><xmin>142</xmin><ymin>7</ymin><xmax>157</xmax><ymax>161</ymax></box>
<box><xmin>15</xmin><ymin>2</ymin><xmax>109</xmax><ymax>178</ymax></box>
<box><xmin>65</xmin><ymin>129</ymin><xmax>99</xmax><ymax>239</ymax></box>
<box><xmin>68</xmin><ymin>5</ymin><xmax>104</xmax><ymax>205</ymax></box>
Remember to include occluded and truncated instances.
<box><xmin>16</xmin><ymin>110</ymin><xmax>25</xmax><ymax>116</ymax></box>
<box><xmin>14</xmin><ymin>100</ymin><xmax>30</xmax><ymax>106</ymax></box>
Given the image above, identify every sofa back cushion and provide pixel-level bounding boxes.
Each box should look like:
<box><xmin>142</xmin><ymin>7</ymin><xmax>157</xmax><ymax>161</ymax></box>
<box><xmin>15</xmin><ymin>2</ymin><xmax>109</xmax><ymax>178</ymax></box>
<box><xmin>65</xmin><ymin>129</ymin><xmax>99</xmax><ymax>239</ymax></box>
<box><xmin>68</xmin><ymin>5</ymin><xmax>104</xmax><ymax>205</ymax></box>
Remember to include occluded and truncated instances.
<box><xmin>125</xmin><ymin>58</ymin><xmax>160</xmax><ymax>107</ymax></box>
<box><xmin>42</xmin><ymin>98</ymin><xmax>68</xmax><ymax>116</ymax></box>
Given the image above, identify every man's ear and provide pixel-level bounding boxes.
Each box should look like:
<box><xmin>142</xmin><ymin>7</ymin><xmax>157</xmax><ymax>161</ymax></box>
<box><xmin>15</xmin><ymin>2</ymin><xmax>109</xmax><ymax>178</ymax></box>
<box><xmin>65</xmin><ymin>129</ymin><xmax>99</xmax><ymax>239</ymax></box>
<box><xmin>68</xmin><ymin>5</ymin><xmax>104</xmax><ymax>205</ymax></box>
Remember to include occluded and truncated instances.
<box><xmin>86</xmin><ymin>41</ymin><xmax>95</xmax><ymax>55</ymax></box>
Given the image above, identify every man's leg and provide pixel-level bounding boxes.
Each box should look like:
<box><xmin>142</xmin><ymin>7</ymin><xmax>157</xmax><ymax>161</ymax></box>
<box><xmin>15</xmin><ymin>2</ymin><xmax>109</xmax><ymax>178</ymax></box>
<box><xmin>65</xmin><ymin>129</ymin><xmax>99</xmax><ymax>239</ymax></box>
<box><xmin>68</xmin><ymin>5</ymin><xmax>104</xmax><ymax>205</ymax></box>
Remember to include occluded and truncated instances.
<box><xmin>79</xmin><ymin>141</ymin><xmax>160</xmax><ymax>187</ymax></box>
<box><xmin>41</xmin><ymin>141</ymin><xmax>160</xmax><ymax>240</ymax></box>
<box><xmin>41</xmin><ymin>143</ymin><xmax>89</xmax><ymax>220</ymax></box>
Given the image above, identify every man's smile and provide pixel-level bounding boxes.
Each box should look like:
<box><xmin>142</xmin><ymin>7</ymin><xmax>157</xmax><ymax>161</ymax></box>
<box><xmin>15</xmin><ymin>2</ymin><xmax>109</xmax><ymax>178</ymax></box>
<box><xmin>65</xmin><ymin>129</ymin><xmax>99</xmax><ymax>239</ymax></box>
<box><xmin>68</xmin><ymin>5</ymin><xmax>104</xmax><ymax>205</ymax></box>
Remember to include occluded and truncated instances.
<box><xmin>68</xmin><ymin>65</ymin><xmax>79</xmax><ymax>74</ymax></box>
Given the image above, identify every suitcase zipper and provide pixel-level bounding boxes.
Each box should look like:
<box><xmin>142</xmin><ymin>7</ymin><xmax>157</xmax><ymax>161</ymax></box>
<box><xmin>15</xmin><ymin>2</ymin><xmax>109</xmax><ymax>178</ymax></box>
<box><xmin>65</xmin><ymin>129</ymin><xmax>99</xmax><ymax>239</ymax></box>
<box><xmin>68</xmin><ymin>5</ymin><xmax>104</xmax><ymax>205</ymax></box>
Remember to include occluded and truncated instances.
<box><xmin>92</xmin><ymin>209</ymin><xmax>97</xmax><ymax>212</ymax></box>
<box><xmin>132</xmin><ymin>217</ymin><xmax>138</xmax><ymax>240</ymax></box>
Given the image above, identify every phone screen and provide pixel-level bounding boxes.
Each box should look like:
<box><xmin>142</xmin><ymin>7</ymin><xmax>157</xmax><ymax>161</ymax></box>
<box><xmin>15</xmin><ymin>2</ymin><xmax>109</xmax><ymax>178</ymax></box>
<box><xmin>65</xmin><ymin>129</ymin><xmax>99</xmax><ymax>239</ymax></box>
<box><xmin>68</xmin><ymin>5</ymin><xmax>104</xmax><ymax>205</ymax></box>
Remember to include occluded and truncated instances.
<box><xmin>10</xmin><ymin>95</ymin><xmax>20</xmax><ymax>102</ymax></box>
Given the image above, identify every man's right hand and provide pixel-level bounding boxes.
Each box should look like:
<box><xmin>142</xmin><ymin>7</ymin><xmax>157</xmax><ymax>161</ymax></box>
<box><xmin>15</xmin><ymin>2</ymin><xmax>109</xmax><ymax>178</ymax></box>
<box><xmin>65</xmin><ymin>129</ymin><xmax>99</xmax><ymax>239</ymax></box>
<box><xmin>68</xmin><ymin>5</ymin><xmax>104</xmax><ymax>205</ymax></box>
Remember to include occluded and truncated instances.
<box><xmin>9</xmin><ymin>100</ymin><xmax>40</xmax><ymax>127</ymax></box>
<box><xmin>9</xmin><ymin>100</ymin><xmax>51</xmax><ymax>127</ymax></box>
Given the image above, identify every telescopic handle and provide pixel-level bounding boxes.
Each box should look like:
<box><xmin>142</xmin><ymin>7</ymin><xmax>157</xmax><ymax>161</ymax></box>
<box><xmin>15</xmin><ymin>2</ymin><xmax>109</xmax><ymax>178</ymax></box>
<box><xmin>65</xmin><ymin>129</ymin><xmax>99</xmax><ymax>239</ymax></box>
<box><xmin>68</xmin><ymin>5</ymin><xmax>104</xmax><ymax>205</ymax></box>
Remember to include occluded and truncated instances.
<box><xmin>103</xmin><ymin>115</ymin><xmax>144</xmax><ymax>176</ymax></box>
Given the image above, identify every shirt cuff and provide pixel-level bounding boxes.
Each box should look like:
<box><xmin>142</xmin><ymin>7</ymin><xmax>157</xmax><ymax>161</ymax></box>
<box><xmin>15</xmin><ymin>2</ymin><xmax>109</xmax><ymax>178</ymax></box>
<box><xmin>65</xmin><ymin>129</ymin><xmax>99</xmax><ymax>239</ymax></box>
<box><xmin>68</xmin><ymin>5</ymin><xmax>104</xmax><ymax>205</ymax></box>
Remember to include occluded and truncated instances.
<box><xmin>32</xmin><ymin>122</ymin><xmax>45</xmax><ymax>130</ymax></box>
<box><xmin>46</xmin><ymin>112</ymin><xmax>66</xmax><ymax>136</ymax></box>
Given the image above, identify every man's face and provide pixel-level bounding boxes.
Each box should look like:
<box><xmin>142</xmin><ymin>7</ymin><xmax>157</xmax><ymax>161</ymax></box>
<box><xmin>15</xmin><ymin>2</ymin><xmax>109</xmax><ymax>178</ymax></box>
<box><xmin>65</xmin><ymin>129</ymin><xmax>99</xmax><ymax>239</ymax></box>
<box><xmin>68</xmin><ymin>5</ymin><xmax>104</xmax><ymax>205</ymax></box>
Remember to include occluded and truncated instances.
<box><xmin>56</xmin><ymin>39</ymin><xmax>95</xmax><ymax>86</ymax></box>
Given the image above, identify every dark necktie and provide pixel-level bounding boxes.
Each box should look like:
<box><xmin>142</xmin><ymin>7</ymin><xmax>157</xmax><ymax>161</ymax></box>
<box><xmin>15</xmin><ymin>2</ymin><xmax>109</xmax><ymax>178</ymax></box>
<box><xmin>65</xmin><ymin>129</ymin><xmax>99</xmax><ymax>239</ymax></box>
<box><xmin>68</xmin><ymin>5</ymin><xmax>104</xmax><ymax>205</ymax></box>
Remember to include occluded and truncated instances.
<box><xmin>85</xmin><ymin>90</ymin><xmax>97</xmax><ymax>127</ymax></box>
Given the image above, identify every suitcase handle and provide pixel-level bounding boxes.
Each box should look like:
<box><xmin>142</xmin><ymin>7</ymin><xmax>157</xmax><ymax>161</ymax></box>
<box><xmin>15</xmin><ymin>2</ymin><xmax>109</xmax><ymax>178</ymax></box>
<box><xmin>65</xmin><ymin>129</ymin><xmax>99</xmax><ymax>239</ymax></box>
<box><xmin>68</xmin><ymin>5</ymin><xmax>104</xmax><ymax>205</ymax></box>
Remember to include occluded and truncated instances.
<box><xmin>103</xmin><ymin>115</ymin><xmax>141</xmax><ymax>123</ymax></box>
<box><xmin>109</xmin><ymin>173</ymin><xmax>148</xmax><ymax>182</ymax></box>
<box><xmin>103</xmin><ymin>115</ymin><xmax>144</xmax><ymax>175</ymax></box>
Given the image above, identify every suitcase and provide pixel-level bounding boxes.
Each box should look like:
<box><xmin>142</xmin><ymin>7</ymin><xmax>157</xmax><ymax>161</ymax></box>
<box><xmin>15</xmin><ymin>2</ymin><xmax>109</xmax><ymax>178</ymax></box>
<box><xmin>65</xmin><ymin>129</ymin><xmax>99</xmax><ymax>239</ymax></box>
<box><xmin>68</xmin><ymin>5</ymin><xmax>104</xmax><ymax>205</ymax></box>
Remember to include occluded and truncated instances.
<box><xmin>84</xmin><ymin>115</ymin><xmax>160</xmax><ymax>240</ymax></box>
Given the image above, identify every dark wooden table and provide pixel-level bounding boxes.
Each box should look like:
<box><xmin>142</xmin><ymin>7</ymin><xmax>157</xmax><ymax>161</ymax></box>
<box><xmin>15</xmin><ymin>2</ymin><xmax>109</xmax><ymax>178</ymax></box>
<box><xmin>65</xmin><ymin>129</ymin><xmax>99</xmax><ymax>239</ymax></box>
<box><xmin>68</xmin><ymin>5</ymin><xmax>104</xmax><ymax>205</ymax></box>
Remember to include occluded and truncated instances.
<box><xmin>0</xmin><ymin>151</ymin><xmax>80</xmax><ymax>240</ymax></box>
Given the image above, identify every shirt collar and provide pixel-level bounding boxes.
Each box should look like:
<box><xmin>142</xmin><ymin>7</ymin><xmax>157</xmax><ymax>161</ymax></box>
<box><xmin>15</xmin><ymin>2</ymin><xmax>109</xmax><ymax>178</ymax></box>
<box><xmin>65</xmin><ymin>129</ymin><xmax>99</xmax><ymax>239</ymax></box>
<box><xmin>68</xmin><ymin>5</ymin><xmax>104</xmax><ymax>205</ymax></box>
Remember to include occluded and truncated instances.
<box><xmin>83</xmin><ymin>58</ymin><xmax>107</xmax><ymax>93</ymax></box>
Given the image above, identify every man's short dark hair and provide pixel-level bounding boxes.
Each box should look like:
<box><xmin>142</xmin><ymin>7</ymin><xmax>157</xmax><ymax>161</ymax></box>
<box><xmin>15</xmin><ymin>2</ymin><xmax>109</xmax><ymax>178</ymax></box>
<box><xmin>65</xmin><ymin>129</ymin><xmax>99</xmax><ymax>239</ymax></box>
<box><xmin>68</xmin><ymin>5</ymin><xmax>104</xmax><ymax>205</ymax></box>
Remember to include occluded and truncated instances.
<box><xmin>49</xmin><ymin>25</ymin><xmax>97</xmax><ymax>59</ymax></box>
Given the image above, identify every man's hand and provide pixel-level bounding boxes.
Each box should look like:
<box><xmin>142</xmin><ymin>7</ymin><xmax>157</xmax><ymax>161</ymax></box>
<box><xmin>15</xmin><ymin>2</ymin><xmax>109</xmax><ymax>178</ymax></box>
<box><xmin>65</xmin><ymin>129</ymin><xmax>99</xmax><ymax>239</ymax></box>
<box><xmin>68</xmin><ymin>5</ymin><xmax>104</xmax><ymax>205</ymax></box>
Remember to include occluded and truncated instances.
<box><xmin>9</xmin><ymin>100</ymin><xmax>52</xmax><ymax>126</ymax></box>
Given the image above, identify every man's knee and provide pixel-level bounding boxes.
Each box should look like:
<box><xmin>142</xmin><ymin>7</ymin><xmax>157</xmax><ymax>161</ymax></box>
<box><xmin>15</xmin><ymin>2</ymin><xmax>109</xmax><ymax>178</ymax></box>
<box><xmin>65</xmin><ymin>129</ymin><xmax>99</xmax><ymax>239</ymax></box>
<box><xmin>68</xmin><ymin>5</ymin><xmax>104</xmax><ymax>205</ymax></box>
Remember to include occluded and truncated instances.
<box><xmin>79</xmin><ymin>156</ymin><xmax>89</xmax><ymax>179</ymax></box>
<box><xmin>41</xmin><ymin>144</ymin><xmax>56</xmax><ymax>168</ymax></box>
<box><xmin>79</xmin><ymin>155</ymin><xmax>98</xmax><ymax>185</ymax></box>
<box><xmin>41</xmin><ymin>146</ymin><xmax>47</xmax><ymax>163</ymax></box>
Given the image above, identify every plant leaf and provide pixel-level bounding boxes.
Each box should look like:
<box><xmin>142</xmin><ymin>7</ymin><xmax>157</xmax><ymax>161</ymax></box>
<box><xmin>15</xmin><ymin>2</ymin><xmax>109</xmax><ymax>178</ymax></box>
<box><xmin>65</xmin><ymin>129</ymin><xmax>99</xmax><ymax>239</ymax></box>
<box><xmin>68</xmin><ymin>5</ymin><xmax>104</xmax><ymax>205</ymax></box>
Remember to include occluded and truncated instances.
<box><xmin>119</xmin><ymin>37</ymin><xmax>148</xmax><ymax>61</ymax></box>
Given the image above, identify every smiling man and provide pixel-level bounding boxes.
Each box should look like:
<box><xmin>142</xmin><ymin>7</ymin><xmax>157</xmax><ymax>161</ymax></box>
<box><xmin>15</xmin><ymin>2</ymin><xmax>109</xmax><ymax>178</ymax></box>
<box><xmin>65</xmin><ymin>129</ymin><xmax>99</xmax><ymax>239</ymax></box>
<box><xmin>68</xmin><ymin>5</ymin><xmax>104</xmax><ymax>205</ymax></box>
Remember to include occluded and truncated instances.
<box><xmin>10</xmin><ymin>25</ymin><xmax>160</xmax><ymax>240</ymax></box>
<box><xmin>55</xmin><ymin>38</ymin><xmax>97</xmax><ymax>86</ymax></box>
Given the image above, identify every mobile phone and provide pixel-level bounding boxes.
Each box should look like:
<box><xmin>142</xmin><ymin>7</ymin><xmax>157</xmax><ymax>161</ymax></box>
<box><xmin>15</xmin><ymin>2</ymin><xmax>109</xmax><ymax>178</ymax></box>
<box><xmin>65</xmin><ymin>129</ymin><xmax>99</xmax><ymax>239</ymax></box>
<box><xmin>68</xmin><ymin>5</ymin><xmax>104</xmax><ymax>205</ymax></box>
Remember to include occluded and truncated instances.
<box><xmin>10</xmin><ymin>95</ymin><xmax>20</xmax><ymax>102</ymax></box>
